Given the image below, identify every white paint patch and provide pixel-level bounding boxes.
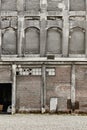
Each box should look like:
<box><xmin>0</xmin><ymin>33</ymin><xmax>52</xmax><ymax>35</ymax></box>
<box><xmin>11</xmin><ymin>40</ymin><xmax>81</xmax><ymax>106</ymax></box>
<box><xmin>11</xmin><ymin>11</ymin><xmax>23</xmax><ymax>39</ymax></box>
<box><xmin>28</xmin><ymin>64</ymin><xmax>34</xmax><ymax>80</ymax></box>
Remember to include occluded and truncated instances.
<box><xmin>58</xmin><ymin>3</ymin><xmax>65</xmax><ymax>10</ymax></box>
<box><xmin>42</xmin><ymin>0</ymin><xmax>47</xmax><ymax>5</ymax></box>
<box><xmin>50</xmin><ymin>98</ymin><xmax>58</xmax><ymax>112</ymax></box>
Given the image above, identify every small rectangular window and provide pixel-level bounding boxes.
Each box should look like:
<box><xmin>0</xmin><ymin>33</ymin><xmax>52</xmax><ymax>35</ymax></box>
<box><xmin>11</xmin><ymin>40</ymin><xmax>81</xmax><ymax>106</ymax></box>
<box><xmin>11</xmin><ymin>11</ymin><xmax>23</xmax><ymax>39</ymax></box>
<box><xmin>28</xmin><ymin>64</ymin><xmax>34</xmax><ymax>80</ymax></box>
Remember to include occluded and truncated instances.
<box><xmin>32</xmin><ymin>68</ymin><xmax>41</xmax><ymax>76</ymax></box>
<box><xmin>16</xmin><ymin>67</ymin><xmax>41</xmax><ymax>76</ymax></box>
<box><xmin>46</xmin><ymin>68</ymin><xmax>55</xmax><ymax>76</ymax></box>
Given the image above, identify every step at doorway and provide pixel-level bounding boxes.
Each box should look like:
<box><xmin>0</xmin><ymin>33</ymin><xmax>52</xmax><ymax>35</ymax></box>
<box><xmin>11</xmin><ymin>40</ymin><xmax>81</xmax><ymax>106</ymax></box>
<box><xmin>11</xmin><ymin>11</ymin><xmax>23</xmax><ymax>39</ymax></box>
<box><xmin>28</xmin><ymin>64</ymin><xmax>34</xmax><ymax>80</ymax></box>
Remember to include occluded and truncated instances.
<box><xmin>0</xmin><ymin>83</ymin><xmax>12</xmax><ymax>114</ymax></box>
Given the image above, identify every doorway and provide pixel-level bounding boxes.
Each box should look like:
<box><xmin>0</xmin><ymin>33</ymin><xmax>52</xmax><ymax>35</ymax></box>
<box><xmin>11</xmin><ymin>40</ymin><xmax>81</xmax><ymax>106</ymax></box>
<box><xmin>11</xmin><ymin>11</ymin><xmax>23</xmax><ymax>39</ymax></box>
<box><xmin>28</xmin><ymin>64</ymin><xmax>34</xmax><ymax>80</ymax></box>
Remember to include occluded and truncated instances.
<box><xmin>0</xmin><ymin>83</ymin><xmax>12</xmax><ymax>114</ymax></box>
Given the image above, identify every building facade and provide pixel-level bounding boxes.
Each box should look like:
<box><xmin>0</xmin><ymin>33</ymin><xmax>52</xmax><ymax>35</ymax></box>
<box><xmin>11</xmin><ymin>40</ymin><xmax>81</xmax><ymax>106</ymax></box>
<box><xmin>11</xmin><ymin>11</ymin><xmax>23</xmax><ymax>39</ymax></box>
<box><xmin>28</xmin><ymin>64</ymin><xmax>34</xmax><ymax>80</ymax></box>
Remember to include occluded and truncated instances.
<box><xmin>0</xmin><ymin>0</ymin><xmax>87</xmax><ymax>114</ymax></box>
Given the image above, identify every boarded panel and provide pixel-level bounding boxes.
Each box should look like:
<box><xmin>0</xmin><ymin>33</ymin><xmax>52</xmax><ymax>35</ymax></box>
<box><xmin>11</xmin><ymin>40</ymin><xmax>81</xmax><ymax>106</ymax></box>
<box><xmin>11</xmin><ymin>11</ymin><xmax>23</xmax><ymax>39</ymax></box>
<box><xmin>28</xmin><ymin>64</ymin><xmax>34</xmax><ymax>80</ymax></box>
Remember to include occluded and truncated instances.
<box><xmin>75</xmin><ymin>65</ymin><xmax>87</xmax><ymax>112</ymax></box>
<box><xmin>25</xmin><ymin>0</ymin><xmax>40</xmax><ymax>11</ymax></box>
<box><xmin>69</xmin><ymin>28</ymin><xmax>85</xmax><ymax>54</ymax></box>
<box><xmin>46</xmin><ymin>66</ymin><xmax>71</xmax><ymax>112</ymax></box>
<box><xmin>2</xmin><ymin>28</ymin><xmax>17</xmax><ymax>55</ymax></box>
<box><xmin>50</xmin><ymin>98</ymin><xmax>58</xmax><ymax>112</ymax></box>
<box><xmin>16</xmin><ymin>76</ymin><xmax>41</xmax><ymax>111</ymax></box>
<box><xmin>1</xmin><ymin>0</ymin><xmax>17</xmax><ymax>11</ymax></box>
<box><xmin>47</xmin><ymin>0</ymin><xmax>63</xmax><ymax>11</ymax></box>
<box><xmin>58</xmin><ymin>97</ymin><xmax>67</xmax><ymax>111</ymax></box>
<box><xmin>0</xmin><ymin>65</ymin><xmax>11</xmax><ymax>82</ymax></box>
<box><xmin>25</xmin><ymin>28</ymin><xmax>40</xmax><ymax>54</ymax></box>
<box><xmin>70</xmin><ymin>0</ymin><xmax>86</xmax><ymax>11</ymax></box>
<box><xmin>47</xmin><ymin>28</ymin><xmax>62</xmax><ymax>54</ymax></box>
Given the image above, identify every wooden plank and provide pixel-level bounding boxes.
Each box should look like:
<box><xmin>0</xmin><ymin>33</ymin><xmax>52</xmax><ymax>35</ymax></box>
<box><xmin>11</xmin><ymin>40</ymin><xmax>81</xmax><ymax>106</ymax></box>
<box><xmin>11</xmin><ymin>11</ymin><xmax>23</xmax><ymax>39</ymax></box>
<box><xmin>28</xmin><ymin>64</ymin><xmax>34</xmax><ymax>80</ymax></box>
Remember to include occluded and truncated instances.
<box><xmin>12</xmin><ymin>64</ymin><xmax>16</xmax><ymax>114</ymax></box>
<box><xmin>71</xmin><ymin>65</ymin><xmax>76</xmax><ymax>112</ymax></box>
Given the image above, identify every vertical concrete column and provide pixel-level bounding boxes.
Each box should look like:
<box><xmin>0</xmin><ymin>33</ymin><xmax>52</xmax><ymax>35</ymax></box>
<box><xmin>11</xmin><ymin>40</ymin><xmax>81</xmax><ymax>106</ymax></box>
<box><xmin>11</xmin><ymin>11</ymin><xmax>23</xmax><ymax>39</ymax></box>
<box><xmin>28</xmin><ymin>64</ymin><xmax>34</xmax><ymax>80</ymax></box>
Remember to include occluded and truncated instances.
<box><xmin>41</xmin><ymin>64</ymin><xmax>46</xmax><ymax>113</ymax></box>
<box><xmin>85</xmin><ymin>0</ymin><xmax>87</xmax><ymax>57</ymax></box>
<box><xmin>17</xmin><ymin>0</ymin><xmax>24</xmax><ymax>57</ymax></box>
<box><xmin>62</xmin><ymin>0</ymin><xmax>69</xmax><ymax>57</ymax></box>
<box><xmin>17</xmin><ymin>16</ymin><xmax>24</xmax><ymax>57</ymax></box>
<box><xmin>12</xmin><ymin>64</ymin><xmax>16</xmax><ymax>114</ymax></box>
<box><xmin>40</xmin><ymin>0</ymin><xmax>47</xmax><ymax>57</ymax></box>
<box><xmin>0</xmin><ymin>22</ymin><xmax>2</xmax><ymax>57</ymax></box>
<box><xmin>0</xmin><ymin>0</ymin><xmax>2</xmax><ymax>57</ymax></box>
<box><xmin>71</xmin><ymin>64</ymin><xmax>76</xmax><ymax>112</ymax></box>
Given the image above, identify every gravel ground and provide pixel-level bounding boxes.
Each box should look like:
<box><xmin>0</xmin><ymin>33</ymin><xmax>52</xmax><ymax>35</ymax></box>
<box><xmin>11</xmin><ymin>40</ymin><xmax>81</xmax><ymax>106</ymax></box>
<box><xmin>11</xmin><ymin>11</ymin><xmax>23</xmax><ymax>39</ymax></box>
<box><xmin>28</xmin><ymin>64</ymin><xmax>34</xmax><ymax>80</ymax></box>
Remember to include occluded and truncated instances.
<box><xmin>0</xmin><ymin>114</ymin><xmax>87</xmax><ymax>130</ymax></box>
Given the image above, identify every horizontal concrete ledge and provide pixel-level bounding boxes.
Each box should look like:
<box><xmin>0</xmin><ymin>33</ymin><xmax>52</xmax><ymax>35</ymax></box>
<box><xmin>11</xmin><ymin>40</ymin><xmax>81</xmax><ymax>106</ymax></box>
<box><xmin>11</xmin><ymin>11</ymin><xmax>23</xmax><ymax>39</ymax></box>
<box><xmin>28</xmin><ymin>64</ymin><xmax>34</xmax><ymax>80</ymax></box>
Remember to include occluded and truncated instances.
<box><xmin>1</xmin><ymin>57</ymin><xmax>87</xmax><ymax>62</ymax></box>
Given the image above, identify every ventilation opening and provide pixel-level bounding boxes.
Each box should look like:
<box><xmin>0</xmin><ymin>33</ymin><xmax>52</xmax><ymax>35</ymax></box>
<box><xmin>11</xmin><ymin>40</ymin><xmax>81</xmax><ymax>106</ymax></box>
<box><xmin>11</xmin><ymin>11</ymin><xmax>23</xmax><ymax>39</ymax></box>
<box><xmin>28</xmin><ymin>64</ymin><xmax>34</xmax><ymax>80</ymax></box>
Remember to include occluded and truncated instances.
<box><xmin>47</xmin><ymin>55</ymin><xmax>55</xmax><ymax>59</ymax></box>
<box><xmin>0</xmin><ymin>83</ymin><xmax>12</xmax><ymax>114</ymax></box>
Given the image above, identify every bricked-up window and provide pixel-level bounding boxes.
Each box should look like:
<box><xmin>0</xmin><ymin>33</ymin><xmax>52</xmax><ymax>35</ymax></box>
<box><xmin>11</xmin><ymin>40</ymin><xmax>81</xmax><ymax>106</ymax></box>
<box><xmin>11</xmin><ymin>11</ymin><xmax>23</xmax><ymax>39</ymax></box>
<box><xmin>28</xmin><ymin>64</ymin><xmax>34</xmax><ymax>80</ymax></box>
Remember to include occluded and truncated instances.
<box><xmin>2</xmin><ymin>28</ymin><xmax>17</xmax><ymax>55</ymax></box>
<box><xmin>46</xmin><ymin>68</ymin><xmax>55</xmax><ymax>76</ymax></box>
<box><xmin>25</xmin><ymin>0</ymin><xmax>40</xmax><ymax>11</ymax></box>
<box><xmin>47</xmin><ymin>0</ymin><xmax>63</xmax><ymax>11</ymax></box>
<box><xmin>69</xmin><ymin>27</ymin><xmax>85</xmax><ymax>54</ymax></box>
<box><xmin>16</xmin><ymin>67</ymin><xmax>41</xmax><ymax>76</ymax></box>
<box><xmin>70</xmin><ymin>0</ymin><xmax>86</xmax><ymax>11</ymax></box>
<box><xmin>25</xmin><ymin>27</ymin><xmax>40</xmax><ymax>54</ymax></box>
<box><xmin>1</xmin><ymin>0</ymin><xmax>17</xmax><ymax>11</ymax></box>
<box><xmin>47</xmin><ymin>27</ymin><xmax>62</xmax><ymax>54</ymax></box>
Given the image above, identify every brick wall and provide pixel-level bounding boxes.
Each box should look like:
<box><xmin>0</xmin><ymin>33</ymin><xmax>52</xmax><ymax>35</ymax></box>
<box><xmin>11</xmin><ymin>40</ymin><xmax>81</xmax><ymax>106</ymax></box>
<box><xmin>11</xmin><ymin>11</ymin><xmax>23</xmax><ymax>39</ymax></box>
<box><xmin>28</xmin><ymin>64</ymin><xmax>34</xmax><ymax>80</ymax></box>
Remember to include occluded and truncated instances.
<box><xmin>46</xmin><ymin>65</ymin><xmax>71</xmax><ymax>112</ymax></box>
<box><xmin>75</xmin><ymin>65</ymin><xmax>87</xmax><ymax>112</ymax></box>
<box><xmin>16</xmin><ymin>76</ymin><xmax>41</xmax><ymax>112</ymax></box>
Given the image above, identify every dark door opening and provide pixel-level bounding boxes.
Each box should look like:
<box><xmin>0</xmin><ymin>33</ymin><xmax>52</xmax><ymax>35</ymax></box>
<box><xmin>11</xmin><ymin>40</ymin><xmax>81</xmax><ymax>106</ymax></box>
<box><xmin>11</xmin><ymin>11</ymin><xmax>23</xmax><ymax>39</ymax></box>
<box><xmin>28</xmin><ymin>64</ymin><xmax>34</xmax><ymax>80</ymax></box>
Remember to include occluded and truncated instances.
<box><xmin>0</xmin><ymin>83</ymin><xmax>12</xmax><ymax>114</ymax></box>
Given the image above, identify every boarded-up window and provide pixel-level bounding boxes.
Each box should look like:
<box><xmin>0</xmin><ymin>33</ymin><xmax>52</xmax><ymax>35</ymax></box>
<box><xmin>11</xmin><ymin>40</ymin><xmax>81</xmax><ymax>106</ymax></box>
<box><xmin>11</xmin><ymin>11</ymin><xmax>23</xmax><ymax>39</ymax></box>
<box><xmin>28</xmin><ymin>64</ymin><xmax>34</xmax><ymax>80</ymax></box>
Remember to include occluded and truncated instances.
<box><xmin>47</xmin><ymin>0</ymin><xmax>62</xmax><ymax>11</ymax></box>
<box><xmin>2</xmin><ymin>28</ymin><xmax>17</xmax><ymax>55</ymax></box>
<box><xmin>69</xmin><ymin>28</ymin><xmax>85</xmax><ymax>54</ymax></box>
<box><xmin>47</xmin><ymin>27</ymin><xmax>62</xmax><ymax>54</ymax></box>
<box><xmin>70</xmin><ymin>0</ymin><xmax>85</xmax><ymax>11</ymax></box>
<box><xmin>25</xmin><ymin>28</ymin><xmax>40</xmax><ymax>54</ymax></box>
<box><xmin>25</xmin><ymin>0</ymin><xmax>40</xmax><ymax>11</ymax></box>
<box><xmin>1</xmin><ymin>0</ymin><xmax>17</xmax><ymax>11</ymax></box>
<box><xmin>16</xmin><ymin>76</ymin><xmax>41</xmax><ymax>110</ymax></box>
<box><xmin>0</xmin><ymin>65</ymin><xmax>11</xmax><ymax>82</ymax></box>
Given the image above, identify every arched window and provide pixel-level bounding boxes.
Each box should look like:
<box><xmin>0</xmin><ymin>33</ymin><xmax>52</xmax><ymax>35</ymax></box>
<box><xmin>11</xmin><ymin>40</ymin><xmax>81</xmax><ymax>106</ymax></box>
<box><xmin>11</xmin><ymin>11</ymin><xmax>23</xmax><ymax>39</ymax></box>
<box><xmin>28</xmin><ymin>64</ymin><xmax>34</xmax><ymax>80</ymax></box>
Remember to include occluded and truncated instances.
<box><xmin>47</xmin><ymin>27</ymin><xmax>62</xmax><ymax>54</ymax></box>
<box><xmin>1</xmin><ymin>0</ymin><xmax>17</xmax><ymax>11</ymax></box>
<box><xmin>2</xmin><ymin>28</ymin><xmax>17</xmax><ymax>55</ymax></box>
<box><xmin>25</xmin><ymin>27</ymin><xmax>40</xmax><ymax>54</ymax></box>
<box><xmin>69</xmin><ymin>27</ymin><xmax>85</xmax><ymax>54</ymax></box>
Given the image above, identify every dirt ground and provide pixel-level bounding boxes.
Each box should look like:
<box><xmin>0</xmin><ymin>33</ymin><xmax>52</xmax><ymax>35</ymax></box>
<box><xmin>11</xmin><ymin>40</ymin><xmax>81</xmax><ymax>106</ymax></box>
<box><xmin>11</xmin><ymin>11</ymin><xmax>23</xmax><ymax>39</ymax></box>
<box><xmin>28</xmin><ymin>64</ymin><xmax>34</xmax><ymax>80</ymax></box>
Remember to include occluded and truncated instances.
<box><xmin>0</xmin><ymin>114</ymin><xmax>87</xmax><ymax>130</ymax></box>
